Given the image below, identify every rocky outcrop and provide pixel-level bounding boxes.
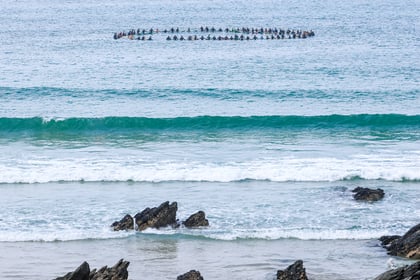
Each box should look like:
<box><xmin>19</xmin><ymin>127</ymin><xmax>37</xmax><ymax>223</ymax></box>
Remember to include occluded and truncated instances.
<box><xmin>177</xmin><ymin>270</ymin><xmax>204</xmax><ymax>280</ymax></box>
<box><xmin>379</xmin><ymin>235</ymin><xmax>402</xmax><ymax>257</ymax></box>
<box><xmin>352</xmin><ymin>187</ymin><xmax>385</xmax><ymax>202</ymax></box>
<box><xmin>111</xmin><ymin>214</ymin><xmax>134</xmax><ymax>231</ymax></box>
<box><xmin>276</xmin><ymin>260</ymin><xmax>308</xmax><ymax>280</ymax></box>
<box><xmin>134</xmin><ymin>201</ymin><xmax>178</xmax><ymax>231</ymax></box>
<box><xmin>380</xmin><ymin>223</ymin><xmax>420</xmax><ymax>259</ymax></box>
<box><xmin>111</xmin><ymin>202</ymin><xmax>178</xmax><ymax>232</ymax></box>
<box><xmin>373</xmin><ymin>261</ymin><xmax>420</xmax><ymax>280</ymax></box>
<box><xmin>183</xmin><ymin>211</ymin><xmax>209</xmax><ymax>228</ymax></box>
<box><xmin>112</xmin><ymin>202</ymin><xmax>213</xmax><ymax>232</ymax></box>
<box><xmin>380</xmin><ymin>235</ymin><xmax>402</xmax><ymax>247</ymax></box>
<box><xmin>90</xmin><ymin>259</ymin><xmax>130</xmax><ymax>280</ymax></box>
<box><xmin>55</xmin><ymin>261</ymin><xmax>90</xmax><ymax>280</ymax></box>
<box><xmin>55</xmin><ymin>259</ymin><xmax>129</xmax><ymax>280</ymax></box>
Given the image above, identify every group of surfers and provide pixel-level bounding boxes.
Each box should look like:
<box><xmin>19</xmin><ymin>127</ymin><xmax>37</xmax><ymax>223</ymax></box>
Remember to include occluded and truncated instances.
<box><xmin>113</xmin><ymin>27</ymin><xmax>315</xmax><ymax>41</ymax></box>
<box><xmin>165</xmin><ymin>33</ymin><xmax>312</xmax><ymax>41</ymax></box>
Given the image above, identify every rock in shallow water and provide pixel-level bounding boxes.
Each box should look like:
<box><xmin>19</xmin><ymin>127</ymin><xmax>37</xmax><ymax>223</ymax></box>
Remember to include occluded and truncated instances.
<box><xmin>134</xmin><ymin>201</ymin><xmax>179</xmax><ymax>231</ymax></box>
<box><xmin>111</xmin><ymin>214</ymin><xmax>134</xmax><ymax>231</ymax></box>
<box><xmin>352</xmin><ymin>187</ymin><xmax>385</xmax><ymax>202</ymax></box>
<box><xmin>380</xmin><ymin>235</ymin><xmax>402</xmax><ymax>247</ymax></box>
<box><xmin>111</xmin><ymin>201</ymin><xmax>179</xmax><ymax>231</ymax></box>
<box><xmin>90</xmin><ymin>259</ymin><xmax>130</xmax><ymax>280</ymax></box>
<box><xmin>55</xmin><ymin>261</ymin><xmax>90</xmax><ymax>280</ymax></box>
<box><xmin>373</xmin><ymin>261</ymin><xmax>420</xmax><ymax>280</ymax></box>
<box><xmin>111</xmin><ymin>202</ymin><xmax>211</xmax><ymax>232</ymax></box>
<box><xmin>276</xmin><ymin>260</ymin><xmax>308</xmax><ymax>280</ymax></box>
<box><xmin>380</xmin><ymin>223</ymin><xmax>420</xmax><ymax>259</ymax></box>
<box><xmin>177</xmin><ymin>270</ymin><xmax>204</xmax><ymax>280</ymax></box>
<box><xmin>183</xmin><ymin>211</ymin><xmax>209</xmax><ymax>228</ymax></box>
<box><xmin>55</xmin><ymin>259</ymin><xmax>129</xmax><ymax>280</ymax></box>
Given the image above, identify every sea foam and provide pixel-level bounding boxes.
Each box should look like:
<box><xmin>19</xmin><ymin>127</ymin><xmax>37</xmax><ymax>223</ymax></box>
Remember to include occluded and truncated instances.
<box><xmin>0</xmin><ymin>156</ymin><xmax>418</xmax><ymax>184</ymax></box>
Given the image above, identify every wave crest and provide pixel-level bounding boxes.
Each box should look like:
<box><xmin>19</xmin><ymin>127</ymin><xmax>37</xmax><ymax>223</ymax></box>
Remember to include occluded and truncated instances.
<box><xmin>0</xmin><ymin>158</ymin><xmax>419</xmax><ymax>183</ymax></box>
<box><xmin>1</xmin><ymin>114</ymin><xmax>419</xmax><ymax>133</ymax></box>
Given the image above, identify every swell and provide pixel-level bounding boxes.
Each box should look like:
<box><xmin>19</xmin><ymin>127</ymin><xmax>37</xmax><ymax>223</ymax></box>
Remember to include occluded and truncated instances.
<box><xmin>1</xmin><ymin>114</ymin><xmax>419</xmax><ymax>133</ymax></box>
<box><xmin>1</xmin><ymin>86</ymin><xmax>419</xmax><ymax>100</ymax></box>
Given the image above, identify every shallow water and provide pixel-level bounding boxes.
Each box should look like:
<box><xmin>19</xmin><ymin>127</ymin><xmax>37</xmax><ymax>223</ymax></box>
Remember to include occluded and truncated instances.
<box><xmin>0</xmin><ymin>181</ymin><xmax>418</xmax><ymax>279</ymax></box>
<box><xmin>0</xmin><ymin>236</ymin><xmax>400</xmax><ymax>280</ymax></box>
<box><xmin>0</xmin><ymin>181</ymin><xmax>419</xmax><ymax>242</ymax></box>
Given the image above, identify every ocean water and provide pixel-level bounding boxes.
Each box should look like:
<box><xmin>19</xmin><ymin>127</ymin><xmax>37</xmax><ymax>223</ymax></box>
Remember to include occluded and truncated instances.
<box><xmin>0</xmin><ymin>0</ymin><xmax>419</xmax><ymax>279</ymax></box>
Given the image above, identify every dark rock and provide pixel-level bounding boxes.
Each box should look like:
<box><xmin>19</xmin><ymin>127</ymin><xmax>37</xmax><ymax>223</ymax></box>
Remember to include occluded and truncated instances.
<box><xmin>380</xmin><ymin>224</ymin><xmax>420</xmax><ymax>259</ymax></box>
<box><xmin>55</xmin><ymin>261</ymin><xmax>90</xmax><ymax>280</ymax></box>
<box><xmin>111</xmin><ymin>214</ymin><xmax>134</xmax><ymax>231</ymax></box>
<box><xmin>380</xmin><ymin>235</ymin><xmax>402</xmax><ymax>247</ymax></box>
<box><xmin>90</xmin><ymin>259</ymin><xmax>129</xmax><ymax>280</ymax></box>
<box><xmin>276</xmin><ymin>260</ymin><xmax>308</xmax><ymax>280</ymax></box>
<box><xmin>55</xmin><ymin>260</ymin><xmax>129</xmax><ymax>280</ymax></box>
<box><xmin>396</xmin><ymin>224</ymin><xmax>420</xmax><ymax>259</ymax></box>
<box><xmin>134</xmin><ymin>201</ymin><xmax>178</xmax><ymax>231</ymax></box>
<box><xmin>183</xmin><ymin>211</ymin><xmax>209</xmax><ymax>228</ymax></box>
<box><xmin>373</xmin><ymin>261</ymin><xmax>420</xmax><ymax>280</ymax></box>
<box><xmin>352</xmin><ymin>187</ymin><xmax>385</xmax><ymax>202</ymax></box>
<box><xmin>380</xmin><ymin>235</ymin><xmax>402</xmax><ymax>255</ymax></box>
<box><xmin>177</xmin><ymin>270</ymin><xmax>204</xmax><ymax>280</ymax></box>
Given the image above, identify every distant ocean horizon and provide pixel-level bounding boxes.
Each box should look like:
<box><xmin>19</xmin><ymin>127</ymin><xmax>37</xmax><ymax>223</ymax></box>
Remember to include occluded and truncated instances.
<box><xmin>0</xmin><ymin>0</ymin><xmax>419</xmax><ymax>279</ymax></box>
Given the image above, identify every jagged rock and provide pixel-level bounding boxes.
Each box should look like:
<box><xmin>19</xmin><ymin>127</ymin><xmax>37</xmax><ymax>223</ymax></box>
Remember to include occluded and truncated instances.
<box><xmin>183</xmin><ymin>211</ymin><xmax>209</xmax><ymax>228</ymax></box>
<box><xmin>380</xmin><ymin>235</ymin><xmax>402</xmax><ymax>254</ymax></box>
<box><xmin>352</xmin><ymin>187</ymin><xmax>385</xmax><ymax>202</ymax></box>
<box><xmin>55</xmin><ymin>260</ymin><xmax>129</xmax><ymax>280</ymax></box>
<box><xmin>134</xmin><ymin>201</ymin><xmax>178</xmax><ymax>231</ymax></box>
<box><xmin>90</xmin><ymin>259</ymin><xmax>129</xmax><ymax>280</ymax></box>
<box><xmin>373</xmin><ymin>261</ymin><xmax>420</xmax><ymax>280</ymax></box>
<box><xmin>177</xmin><ymin>270</ymin><xmax>204</xmax><ymax>280</ymax></box>
<box><xmin>380</xmin><ymin>224</ymin><xmax>420</xmax><ymax>259</ymax></box>
<box><xmin>55</xmin><ymin>261</ymin><xmax>90</xmax><ymax>280</ymax></box>
<box><xmin>111</xmin><ymin>214</ymin><xmax>134</xmax><ymax>231</ymax></box>
<box><xmin>276</xmin><ymin>260</ymin><xmax>308</xmax><ymax>280</ymax></box>
<box><xmin>380</xmin><ymin>235</ymin><xmax>402</xmax><ymax>247</ymax></box>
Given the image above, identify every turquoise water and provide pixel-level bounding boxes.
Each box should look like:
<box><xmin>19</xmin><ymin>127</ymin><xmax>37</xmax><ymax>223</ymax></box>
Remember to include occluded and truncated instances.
<box><xmin>0</xmin><ymin>0</ymin><xmax>419</xmax><ymax>279</ymax></box>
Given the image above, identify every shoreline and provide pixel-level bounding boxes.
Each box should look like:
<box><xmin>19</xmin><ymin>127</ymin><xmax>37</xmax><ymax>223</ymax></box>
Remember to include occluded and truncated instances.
<box><xmin>0</xmin><ymin>236</ymin><xmax>411</xmax><ymax>279</ymax></box>
<box><xmin>0</xmin><ymin>181</ymin><xmax>418</xmax><ymax>279</ymax></box>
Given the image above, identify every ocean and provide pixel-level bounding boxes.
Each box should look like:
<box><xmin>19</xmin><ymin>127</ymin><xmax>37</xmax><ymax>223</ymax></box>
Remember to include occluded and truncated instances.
<box><xmin>0</xmin><ymin>0</ymin><xmax>419</xmax><ymax>279</ymax></box>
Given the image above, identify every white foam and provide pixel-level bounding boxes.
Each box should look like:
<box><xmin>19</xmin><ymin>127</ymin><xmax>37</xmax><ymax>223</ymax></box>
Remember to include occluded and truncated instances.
<box><xmin>150</xmin><ymin>226</ymin><xmax>392</xmax><ymax>241</ymax></box>
<box><xmin>0</xmin><ymin>228</ymin><xmax>135</xmax><ymax>242</ymax></box>
<box><xmin>0</xmin><ymin>155</ymin><xmax>419</xmax><ymax>183</ymax></box>
<box><xmin>202</xmin><ymin>228</ymin><xmax>393</xmax><ymax>241</ymax></box>
<box><xmin>41</xmin><ymin>116</ymin><xmax>66</xmax><ymax>123</ymax></box>
<box><xmin>0</xmin><ymin>227</ymin><xmax>395</xmax><ymax>242</ymax></box>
